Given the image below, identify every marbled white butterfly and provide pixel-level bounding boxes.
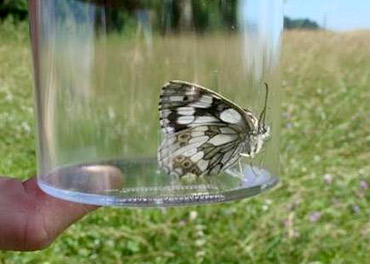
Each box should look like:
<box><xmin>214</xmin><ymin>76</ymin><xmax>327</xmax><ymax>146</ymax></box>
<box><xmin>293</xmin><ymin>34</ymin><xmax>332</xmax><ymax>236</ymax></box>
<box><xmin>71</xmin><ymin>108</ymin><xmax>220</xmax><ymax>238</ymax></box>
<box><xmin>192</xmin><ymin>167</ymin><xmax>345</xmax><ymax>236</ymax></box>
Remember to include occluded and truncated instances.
<box><xmin>158</xmin><ymin>80</ymin><xmax>270</xmax><ymax>177</ymax></box>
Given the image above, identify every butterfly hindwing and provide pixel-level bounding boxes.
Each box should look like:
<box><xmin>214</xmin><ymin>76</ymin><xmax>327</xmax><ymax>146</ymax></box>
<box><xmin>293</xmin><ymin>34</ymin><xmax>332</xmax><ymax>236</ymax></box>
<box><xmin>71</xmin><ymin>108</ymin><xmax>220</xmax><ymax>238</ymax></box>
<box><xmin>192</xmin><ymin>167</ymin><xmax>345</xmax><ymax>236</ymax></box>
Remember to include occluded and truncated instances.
<box><xmin>158</xmin><ymin>125</ymin><xmax>246</xmax><ymax>177</ymax></box>
<box><xmin>158</xmin><ymin>80</ymin><xmax>253</xmax><ymax>177</ymax></box>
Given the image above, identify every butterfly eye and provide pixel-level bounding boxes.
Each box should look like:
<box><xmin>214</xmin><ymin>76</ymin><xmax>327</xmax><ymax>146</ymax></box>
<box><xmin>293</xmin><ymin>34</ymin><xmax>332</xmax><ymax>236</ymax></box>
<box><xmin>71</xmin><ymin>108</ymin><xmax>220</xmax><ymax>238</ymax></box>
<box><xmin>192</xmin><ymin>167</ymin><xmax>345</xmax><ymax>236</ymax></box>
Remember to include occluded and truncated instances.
<box><xmin>182</xmin><ymin>160</ymin><xmax>192</xmax><ymax>168</ymax></box>
<box><xmin>259</xmin><ymin>125</ymin><xmax>269</xmax><ymax>135</ymax></box>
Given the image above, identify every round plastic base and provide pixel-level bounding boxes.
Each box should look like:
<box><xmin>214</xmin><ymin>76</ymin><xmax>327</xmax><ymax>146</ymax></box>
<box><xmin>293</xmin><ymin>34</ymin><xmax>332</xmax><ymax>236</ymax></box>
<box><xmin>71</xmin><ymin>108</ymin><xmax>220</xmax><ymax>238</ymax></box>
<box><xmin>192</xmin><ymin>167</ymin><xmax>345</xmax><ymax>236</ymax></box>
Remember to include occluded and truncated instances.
<box><xmin>38</xmin><ymin>159</ymin><xmax>278</xmax><ymax>207</ymax></box>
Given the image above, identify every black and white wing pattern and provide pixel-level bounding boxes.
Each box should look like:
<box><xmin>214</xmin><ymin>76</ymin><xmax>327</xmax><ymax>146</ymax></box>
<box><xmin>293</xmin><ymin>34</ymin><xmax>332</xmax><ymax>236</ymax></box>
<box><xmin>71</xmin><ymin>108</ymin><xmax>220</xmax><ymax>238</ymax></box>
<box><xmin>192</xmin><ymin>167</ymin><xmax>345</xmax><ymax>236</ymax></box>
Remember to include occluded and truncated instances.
<box><xmin>158</xmin><ymin>80</ymin><xmax>263</xmax><ymax>177</ymax></box>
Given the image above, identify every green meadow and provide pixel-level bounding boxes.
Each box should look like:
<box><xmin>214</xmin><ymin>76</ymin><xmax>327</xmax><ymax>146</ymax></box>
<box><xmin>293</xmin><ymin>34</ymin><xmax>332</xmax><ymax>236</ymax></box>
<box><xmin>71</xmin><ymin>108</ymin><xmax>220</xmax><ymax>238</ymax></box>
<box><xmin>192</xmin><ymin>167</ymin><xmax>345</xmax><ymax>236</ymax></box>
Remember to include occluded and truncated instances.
<box><xmin>1</xmin><ymin>19</ymin><xmax>370</xmax><ymax>263</ymax></box>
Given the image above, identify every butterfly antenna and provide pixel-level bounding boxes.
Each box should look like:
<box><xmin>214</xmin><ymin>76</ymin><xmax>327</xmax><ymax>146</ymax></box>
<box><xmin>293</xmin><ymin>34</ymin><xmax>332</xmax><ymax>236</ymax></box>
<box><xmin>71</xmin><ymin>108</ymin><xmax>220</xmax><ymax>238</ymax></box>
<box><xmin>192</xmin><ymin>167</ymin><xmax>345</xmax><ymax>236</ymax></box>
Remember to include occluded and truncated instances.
<box><xmin>258</xmin><ymin>82</ymin><xmax>269</xmax><ymax>130</ymax></box>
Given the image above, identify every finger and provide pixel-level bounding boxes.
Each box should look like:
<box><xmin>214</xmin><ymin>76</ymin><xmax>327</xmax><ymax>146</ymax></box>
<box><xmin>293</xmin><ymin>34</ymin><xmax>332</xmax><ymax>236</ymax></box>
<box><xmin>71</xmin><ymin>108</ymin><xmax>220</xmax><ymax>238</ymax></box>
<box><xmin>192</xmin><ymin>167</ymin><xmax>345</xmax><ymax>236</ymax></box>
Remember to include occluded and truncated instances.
<box><xmin>0</xmin><ymin>177</ymin><xmax>98</xmax><ymax>251</ymax></box>
<box><xmin>22</xmin><ymin>178</ymin><xmax>99</xmax><ymax>250</ymax></box>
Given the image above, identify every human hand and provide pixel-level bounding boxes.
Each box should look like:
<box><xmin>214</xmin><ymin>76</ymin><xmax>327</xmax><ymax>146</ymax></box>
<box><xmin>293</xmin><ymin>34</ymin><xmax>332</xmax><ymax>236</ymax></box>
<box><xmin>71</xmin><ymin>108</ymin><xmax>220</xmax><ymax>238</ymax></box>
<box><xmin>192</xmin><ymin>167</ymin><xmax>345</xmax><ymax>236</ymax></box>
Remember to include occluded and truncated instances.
<box><xmin>0</xmin><ymin>176</ymin><xmax>98</xmax><ymax>251</ymax></box>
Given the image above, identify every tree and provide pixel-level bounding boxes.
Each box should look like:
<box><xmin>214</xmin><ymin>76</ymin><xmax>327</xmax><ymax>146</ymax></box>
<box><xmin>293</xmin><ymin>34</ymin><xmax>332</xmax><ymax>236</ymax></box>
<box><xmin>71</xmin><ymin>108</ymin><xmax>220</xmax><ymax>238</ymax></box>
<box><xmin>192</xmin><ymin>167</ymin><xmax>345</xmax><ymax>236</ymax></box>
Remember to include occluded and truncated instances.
<box><xmin>284</xmin><ymin>16</ymin><xmax>320</xmax><ymax>30</ymax></box>
<box><xmin>0</xmin><ymin>0</ymin><xmax>28</xmax><ymax>20</ymax></box>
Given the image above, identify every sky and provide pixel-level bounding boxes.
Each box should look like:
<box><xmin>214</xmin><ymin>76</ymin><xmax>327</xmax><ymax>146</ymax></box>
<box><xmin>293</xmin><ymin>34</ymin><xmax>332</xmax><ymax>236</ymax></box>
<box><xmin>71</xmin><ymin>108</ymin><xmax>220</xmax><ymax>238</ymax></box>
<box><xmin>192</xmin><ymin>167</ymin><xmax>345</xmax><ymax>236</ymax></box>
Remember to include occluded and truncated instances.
<box><xmin>284</xmin><ymin>0</ymin><xmax>370</xmax><ymax>31</ymax></box>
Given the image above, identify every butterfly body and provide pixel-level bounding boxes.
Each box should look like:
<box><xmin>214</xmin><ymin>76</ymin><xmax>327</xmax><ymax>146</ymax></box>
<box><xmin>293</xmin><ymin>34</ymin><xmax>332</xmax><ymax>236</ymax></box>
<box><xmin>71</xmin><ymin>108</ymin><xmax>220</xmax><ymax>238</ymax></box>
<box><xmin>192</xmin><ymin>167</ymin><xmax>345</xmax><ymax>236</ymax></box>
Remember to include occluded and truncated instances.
<box><xmin>158</xmin><ymin>80</ymin><xmax>270</xmax><ymax>177</ymax></box>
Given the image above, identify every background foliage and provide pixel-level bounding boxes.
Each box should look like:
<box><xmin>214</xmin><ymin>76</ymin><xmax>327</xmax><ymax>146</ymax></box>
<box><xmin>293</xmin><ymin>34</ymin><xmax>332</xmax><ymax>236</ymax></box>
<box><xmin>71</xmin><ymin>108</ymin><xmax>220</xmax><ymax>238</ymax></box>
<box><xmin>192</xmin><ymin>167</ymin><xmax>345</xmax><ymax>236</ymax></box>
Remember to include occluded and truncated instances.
<box><xmin>1</xmin><ymin>0</ymin><xmax>319</xmax><ymax>30</ymax></box>
<box><xmin>0</xmin><ymin>0</ymin><xmax>28</xmax><ymax>20</ymax></box>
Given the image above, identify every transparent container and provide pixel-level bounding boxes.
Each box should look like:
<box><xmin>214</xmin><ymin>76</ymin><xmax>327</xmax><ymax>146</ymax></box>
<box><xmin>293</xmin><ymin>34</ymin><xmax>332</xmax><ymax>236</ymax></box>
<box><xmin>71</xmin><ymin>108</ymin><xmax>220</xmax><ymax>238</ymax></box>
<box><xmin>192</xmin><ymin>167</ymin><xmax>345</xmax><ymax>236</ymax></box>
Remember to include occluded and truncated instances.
<box><xmin>28</xmin><ymin>0</ymin><xmax>283</xmax><ymax>206</ymax></box>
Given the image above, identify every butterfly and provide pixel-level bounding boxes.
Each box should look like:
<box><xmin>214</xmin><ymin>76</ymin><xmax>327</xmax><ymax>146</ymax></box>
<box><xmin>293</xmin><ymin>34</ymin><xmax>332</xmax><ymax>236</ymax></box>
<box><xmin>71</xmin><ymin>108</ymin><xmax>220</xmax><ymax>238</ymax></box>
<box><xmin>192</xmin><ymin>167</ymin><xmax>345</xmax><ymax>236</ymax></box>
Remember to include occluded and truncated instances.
<box><xmin>158</xmin><ymin>80</ymin><xmax>270</xmax><ymax>177</ymax></box>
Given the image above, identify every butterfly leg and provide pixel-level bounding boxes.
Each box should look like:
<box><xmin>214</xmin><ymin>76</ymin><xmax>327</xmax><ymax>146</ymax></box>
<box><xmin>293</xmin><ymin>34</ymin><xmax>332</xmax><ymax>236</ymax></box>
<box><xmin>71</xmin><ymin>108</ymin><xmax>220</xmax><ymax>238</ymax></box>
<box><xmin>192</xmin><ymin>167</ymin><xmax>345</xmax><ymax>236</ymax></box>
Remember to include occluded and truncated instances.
<box><xmin>238</xmin><ymin>159</ymin><xmax>244</xmax><ymax>179</ymax></box>
<box><xmin>239</xmin><ymin>153</ymin><xmax>260</xmax><ymax>178</ymax></box>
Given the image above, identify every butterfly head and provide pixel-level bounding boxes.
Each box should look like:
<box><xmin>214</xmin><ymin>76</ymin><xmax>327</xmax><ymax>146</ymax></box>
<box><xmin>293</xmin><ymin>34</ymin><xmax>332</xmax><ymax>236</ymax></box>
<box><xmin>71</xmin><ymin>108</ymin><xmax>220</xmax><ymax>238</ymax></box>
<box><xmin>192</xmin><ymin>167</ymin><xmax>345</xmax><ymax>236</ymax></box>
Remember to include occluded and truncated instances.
<box><xmin>258</xmin><ymin>123</ymin><xmax>270</xmax><ymax>137</ymax></box>
<box><xmin>245</xmin><ymin>124</ymin><xmax>270</xmax><ymax>157</ymax></box>
<box><xmin>240</xmin><ymin>83</ymin><xmax>270</xmax><ymax>158</ymax></box>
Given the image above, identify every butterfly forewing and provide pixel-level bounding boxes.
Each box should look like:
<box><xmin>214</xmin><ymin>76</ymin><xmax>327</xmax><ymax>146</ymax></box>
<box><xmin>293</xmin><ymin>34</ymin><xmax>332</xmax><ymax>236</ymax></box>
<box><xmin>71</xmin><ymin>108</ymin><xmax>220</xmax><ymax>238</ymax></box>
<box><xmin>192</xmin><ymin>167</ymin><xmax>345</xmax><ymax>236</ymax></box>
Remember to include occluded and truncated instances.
<box><xmin>158</xmin><ymin>80</ymin><xmax>255</xmax><ymax>177</ymax></box>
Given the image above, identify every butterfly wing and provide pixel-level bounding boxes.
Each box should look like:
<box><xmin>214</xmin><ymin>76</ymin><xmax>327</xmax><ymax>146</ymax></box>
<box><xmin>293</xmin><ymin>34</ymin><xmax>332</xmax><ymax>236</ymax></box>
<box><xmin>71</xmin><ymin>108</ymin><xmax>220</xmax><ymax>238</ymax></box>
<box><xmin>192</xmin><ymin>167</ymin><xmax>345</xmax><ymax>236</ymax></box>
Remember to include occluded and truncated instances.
<box><xmin>158</xmin><ymin>80</ymin><xmax>255</xmax><ymax>177</ymax></box>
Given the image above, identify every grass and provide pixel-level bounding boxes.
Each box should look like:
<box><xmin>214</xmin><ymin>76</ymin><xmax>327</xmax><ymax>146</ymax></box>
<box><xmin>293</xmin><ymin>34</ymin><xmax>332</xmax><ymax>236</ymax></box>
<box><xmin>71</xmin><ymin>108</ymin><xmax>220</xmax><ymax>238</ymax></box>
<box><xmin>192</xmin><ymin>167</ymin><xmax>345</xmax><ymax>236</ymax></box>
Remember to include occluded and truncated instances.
<box><xmin>1</xmin><ymin>19</ymin><xmax>370</xmax><ymax>263</ymax></box>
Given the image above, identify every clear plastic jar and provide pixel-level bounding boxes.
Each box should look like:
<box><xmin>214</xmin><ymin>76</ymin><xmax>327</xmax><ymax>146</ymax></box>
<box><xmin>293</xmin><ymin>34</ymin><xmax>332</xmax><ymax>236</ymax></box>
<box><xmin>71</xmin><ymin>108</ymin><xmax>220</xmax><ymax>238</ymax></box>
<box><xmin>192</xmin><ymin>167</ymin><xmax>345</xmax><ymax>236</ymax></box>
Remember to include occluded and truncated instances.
<box><xmin>28</xmin><ymin>0</ymin><xmax>283</xmax><ymax>206</ymax></box>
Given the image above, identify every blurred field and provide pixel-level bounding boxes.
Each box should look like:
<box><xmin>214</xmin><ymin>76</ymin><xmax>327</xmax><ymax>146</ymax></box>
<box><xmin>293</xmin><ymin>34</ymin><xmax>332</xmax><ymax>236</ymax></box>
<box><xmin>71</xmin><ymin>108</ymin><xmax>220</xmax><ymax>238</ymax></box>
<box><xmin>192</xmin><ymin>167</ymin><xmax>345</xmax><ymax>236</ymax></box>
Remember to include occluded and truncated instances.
<box><xmin>1</xmin><ymin>19</ymin><xmax>370</xmax><ymax>263</ymax></box>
